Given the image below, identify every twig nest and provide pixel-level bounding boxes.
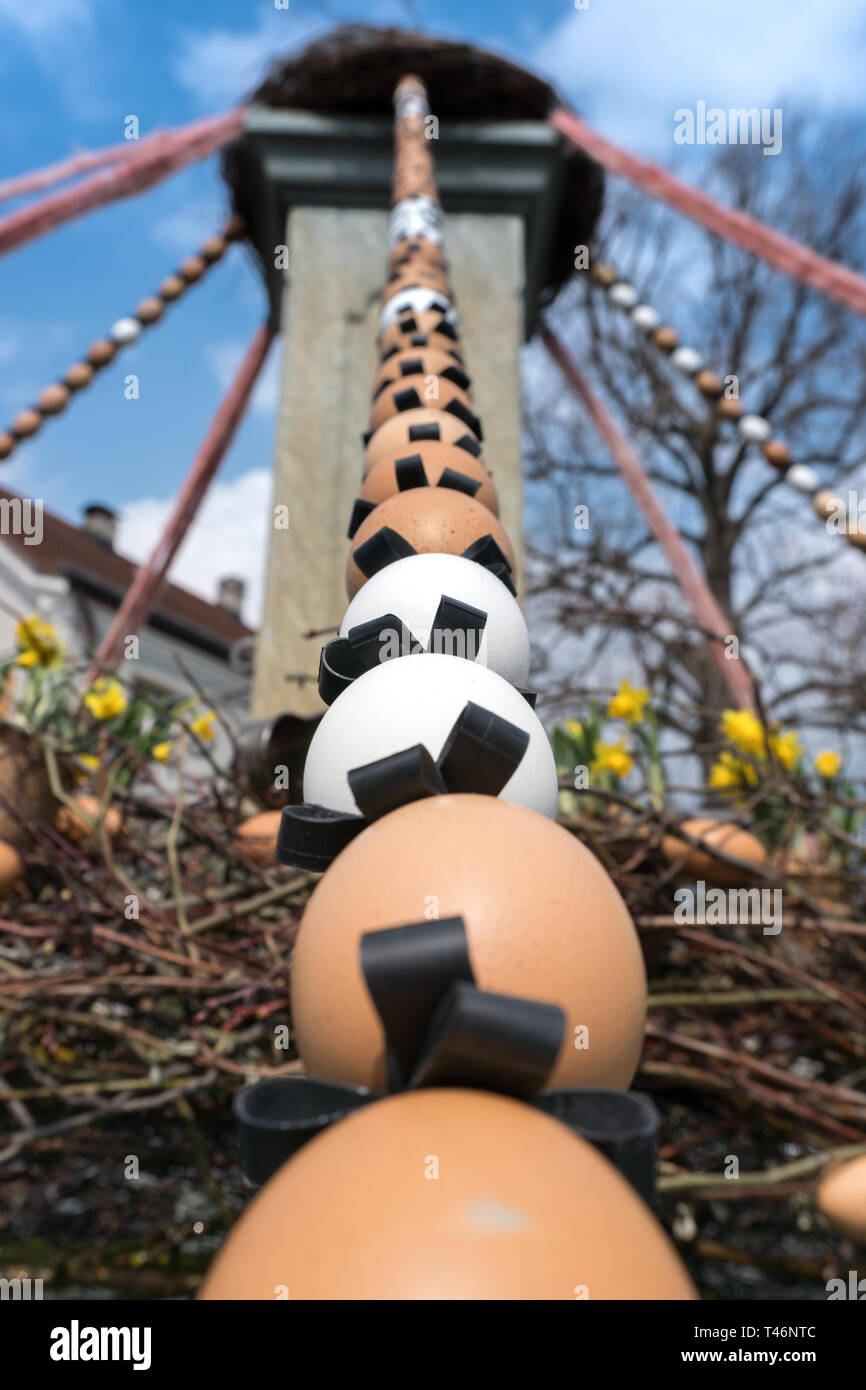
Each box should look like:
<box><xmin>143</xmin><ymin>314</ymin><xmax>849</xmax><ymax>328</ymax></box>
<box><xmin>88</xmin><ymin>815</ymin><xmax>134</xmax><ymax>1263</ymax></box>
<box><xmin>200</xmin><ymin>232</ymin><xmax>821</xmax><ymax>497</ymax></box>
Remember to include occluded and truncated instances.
<box><xmin>716</xmin><ymin>395</ymin><xmax>744</xmax><ymax>421</ymax></box>
<box><xmin>762</xmin><ymin>438</ymin><xmax>791</xmax><ymax>469</ymax></box>
<box><xmin>12</xmin><ymin>409</ymin><xmax>42</xmax><ymax>438</ymax></box>
<box><xmin>817</xmin><ymin>1156</ymin><xmax>866</xmax><ymax>1242</ymax></box>
<box><xmin>199</xmin><ymin>1088</ymin><xmax>695</xmax><ymax>1301</ymax></box>
<box><xmin>0</xmin><ymin>840</ymin><xmax>24</xmax><ymax>898</ymax></box>
<box><xmin>56</xmin><ymin>794</ymin><xmax>122</xmax><ymax>847</ymax></box>
<box><xmin>64</xmin><ymin>362</ymin><xmax>94</xmax><ymax>390</ymax></box>
<box><xmin>737</xmin><ymin>413</ymin><xmax>772</xmax><ymax>444</ymax></box>
<box><xmin>346</xmin><ymin>488</ymin><xmax>514</xmax><ymax>598</ymax></box>
<box><xmin>110</xmin><ymin>316</ymin><xmax>142</xmax><ymax>345</ymax></box>
<box><xmin>694</xmin><ymin>370</ymin><xmax>723</xmax><ymax>398</ymax></box>
<box><xmin>0</xmin><ymin>433</ymin><xmax>15</xmax><ymax>459</ymax></box>
<box><xmin>812</xmin><ymin>490</ymin><xmax>844</xmax><ymax>523</ymax></box>
<box><xmin>589</xmin><ymin>260</ymin><xmax>618</xmax><ymax>288</ymax></box>
<box><xmin>135</xmin><ymin>296</ymin><xmax>165</xmax><ymax>325</ymax></box>
<box><xmin>607</xmin><ymin>282</ymin><xmax>639</xmax><ymax>310</ymax></box>
<box><xmin>631</xmin><ymin>304</ymin><xmax>661</xmax><ymax>332</ymax></box>
<box><xmin>159</xmin><ymin>275</ymin><xmax>186</xmax><ymax>301</ymax></box>
<box><xmin>292</xmin><ymin>795</ymin><xmax>644</xmax><ymax>1089</ymax></box>
<box><xmin>233</xmin><ymin>810</ymin><xmax>281</xmax><ymax>865</ymax></box>
<box><xmin>37</xmin><ymin>384</ymin><xmax>70</xmax><ymax>415</ymax></box>
<box><xmin>662</xmin><ymin>817</ymin><xmax>767</xmax><ymax>886</ymax></box>
<box><xmin>652</xmin><ymin>326</ymin><xmax>678</xmax><ymax>352</ymax></box>
<box><xmin>784</xmin><ymin>463</ymin><xmax>820</xmax><ymax>494</ymax></box>
<box><xmin>671</xmin><ymin>346</ymin><xmax>703</xmax><ymax>375</ymax></box>
<box><xmin>86</xmin><ymin>339</ymin><xmax>117</xmax><ymax>367</ymax></box>
<box><xmin>179</xmin><ymin>255</ymin><xmax>207</xmax><ymax>283</ymax></box>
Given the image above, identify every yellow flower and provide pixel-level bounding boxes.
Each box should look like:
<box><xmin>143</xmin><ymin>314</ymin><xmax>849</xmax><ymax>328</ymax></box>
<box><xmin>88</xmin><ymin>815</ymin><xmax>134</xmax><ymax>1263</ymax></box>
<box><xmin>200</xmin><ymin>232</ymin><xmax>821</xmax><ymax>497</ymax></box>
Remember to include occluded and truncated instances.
<box><xmin>769</xmin><ymin>729</ymin><xmax>802</xmax><ymax>771</ymax></box>
<box><xmin>14</xmin><ymin>612</ymin><xmax>62</xmax><ymax>667</ymax></box>
<box><xmin>84</xmin><ymin>679</ymin><xmax>128</xmax><ymax>721</ymax></box>
<box><xmin>709</xmin><ymin>751</ymin><xmax>758</xmax><ymax>792</ymax></box>
<box><xmin>79</xmin><ymin>754</ymin><xmax>99</xmax><ymax>772</ymax></box>
<box><xmin>720</xmin><ymin>709</ymin><xmax>767</xmax><ymax>759</ymax></box>
<box><xmin>607</xmin><ymin>679</ymin><xmax>650</xmax><ymax>726</ymax></box>
<box><xmin>592</xmin><ymin>738</ymin><xmax>633</xmax><ymax>780</ymax></box>
<box><xmin>814</xmin><ymin>749</ymin><xmax>841</xmax><ymax>779</ymax></box>
<box><xmin>565</xmin><ymin>719</ymin><xmax>583</xmax><ymax>740</ymax></box>
<box><xmin>152</xmin><ymin>740</ymin><xmax>172</xmax><ymax>763</ymax></box>
<box><xmin>190</xmin><ymin>710</ymin><xmax>216</xmax><ymax>742</ymax></box>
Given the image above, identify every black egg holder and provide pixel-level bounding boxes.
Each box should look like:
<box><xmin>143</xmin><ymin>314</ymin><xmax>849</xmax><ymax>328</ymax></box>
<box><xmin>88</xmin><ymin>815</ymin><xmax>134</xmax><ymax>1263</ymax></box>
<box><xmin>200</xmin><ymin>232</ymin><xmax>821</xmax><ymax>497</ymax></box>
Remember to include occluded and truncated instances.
<box><xmin>379</xmin><ymin>335</ymin><xmax>464</xmax><ymax>364</ymax></box>
<box><xmin>372</xmin><ymin>360</ymin><xmax>471</xmax><ymax>399</ymax></box>
<box><xmin>235</xmin><ymin>915</ymin><xmax>660</xmax><ymax>1207</ymax></box>
<box><xmin>347</xmin><ymin>461</ymin><xmax>486</xmax><ymax>539</ymax></box>
<box><xmin>350</xmin><ymin>526</ymin><xmax>516</xmax><ymax>597</ymax></box>
<box><xmin>379</xmin><ymin>308</ymin><xmax>458</xmax><ymax>343</ymax></box>
<box><xmin>318</xmin><ymin>595</ymin><xmax>489</xmax><ymax>705</ymax></box>
<box><xmin>361</xmin><ymin>395</ymin><xmax>481</xmax><ymax>448</ymax></box>
<box><xmin>276</xmin><ymin>699</ymin><xmax>530</xmax><ymax>872</ymax></box>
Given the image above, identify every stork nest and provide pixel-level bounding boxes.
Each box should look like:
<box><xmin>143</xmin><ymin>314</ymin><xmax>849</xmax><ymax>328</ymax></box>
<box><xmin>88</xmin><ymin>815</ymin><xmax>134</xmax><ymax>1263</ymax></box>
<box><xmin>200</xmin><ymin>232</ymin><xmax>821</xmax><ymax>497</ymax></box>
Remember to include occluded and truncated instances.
<box><xmin>222</xmin><ymin>24</ymin><xmax>604</xmax><ymax>306</ymax></box>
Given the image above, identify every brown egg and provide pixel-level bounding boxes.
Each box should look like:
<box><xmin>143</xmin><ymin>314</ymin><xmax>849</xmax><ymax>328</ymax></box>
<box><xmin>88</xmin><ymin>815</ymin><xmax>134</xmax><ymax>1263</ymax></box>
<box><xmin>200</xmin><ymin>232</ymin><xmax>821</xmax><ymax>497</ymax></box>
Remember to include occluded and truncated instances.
<box><xmin>12</xmin><ymin>409</ymin><xmax>42</xmax><ymax>438</ymax></box>
<box><xmin>373</xmin><ymin>348</ymin><xmax>467</xmax><ymax>395</ymax></box>
<box><xmin>817</xmin><ymin>1156</ymin><xmax>866</xmax><ymax>1242</ymax></box>
<box><xmin>86</xmin><ymin>339</ymin><xmax>117</xmax><ymax>368</ymax></box>
<box><xmin>381</xmin><ymin>268</ymin><xmax>451</xmax><ymax>305</ymax></box>
<box><xmin>0</xmin><ymin>433</ymin><xmax>15</xmax><ymax>460</ymax></box>
<box><xmin>347</xmin><ymin>488</ymin><xmax>512</xmax><ymax>598</ymax></box>
<box><xmin>661</xmin><ymin>817</ymin><xmax>766</xmax><ymax>886</ymax></box>
<box><xmin>590</xmin><ymin>261</ymin><xmax>618</xmax><ymax>288</ymax></box>
<box><xmin>199</xmin><ymin>1088</ymin><xmax>694</xmax><ymax>1300</ymax></box>
<box><xmin>56</xmin><ymin>794</ymin><xmax>122</xmax><ymax>846</ymax></box>
<box><xmin>64</xmin><ymin>362</ymin><xmax>94</xmax><ymax>391</ymax></box>
<box><xmin>0</xmin><ymin>840</ymin><xmax>24</xmax><ymax>898</ymax></box>
<box><xmin>180</xmin><ymin>255</ymin><xmax>207</xmax><ymax>283</ymax></box>
<box><xmin>37</xmin><ymin>384</ymin><xmax>70</xmax><ymax>415</ymax></box>
<box><xmin>762</xmin><ymin>439</ymin><xmax>791</xmax><ymax>470</ymax></box>
<box><xmin>223</xmin><ymin>214</ymin><xmax>246</xmax><ymax>242</ymax></box>
<box><xmin>716</xmin><ymin>396</ymin><xmax>744</xmax><ymax>421</ymax></box>
<box><xmin>360</xmin><ymin>440</ymin><xmax>498</xmax><ymax>515</ymax></box>
<box><xmin>652</xmin><ymin>326</ymin><xmax>679</xmax><ymax>352</ymax></box>
<box><xmin>812</xmin><ymin>490</ymin><xmax>844</xmax><ymax>523</ymax></box>
<box><xmin>694</xmin><ymin>370</ymin><xmax>723</xmax><ymax>398</ymax></box>
<box><xmin>379</xmin><ymin>311</ymin><xmax>460</xmax><ymax>357</ymax></box>
<box><xmin>293</xmin><ymin>795</ymin><xmax>646</xmax><ymax>1090</ymax></box>
<box><xmin>845</xmin><ymin>523</ymin><xmax>866</xmax><ymax>551</ymax></box>
<box><xmin>201</xmin><ymin>234</ymin><xmax>228</xmax><ymax>263</ymax></box>
<box><xmin>369</xmin><ymin>374</ymin><xmax>475</xmax><ymax>431</ymax></box>
<box><xmin>233</xmin><ymin>810</ymin><xmax>281</xmax><ymax>865</ymax></box>
<box><xmin>364</xmin><ymin>407</ymin><xmax>479</xmax><ymax>473</ymax></box>
<box><xmin>159</xmin><ymin>275</ymin><xmax>186</xmax><ymax>302</ymax></box>
<box><xmin>135</xmin><ymin>296</ymin><xmax>164</xmax><ymax>325</ymax></box>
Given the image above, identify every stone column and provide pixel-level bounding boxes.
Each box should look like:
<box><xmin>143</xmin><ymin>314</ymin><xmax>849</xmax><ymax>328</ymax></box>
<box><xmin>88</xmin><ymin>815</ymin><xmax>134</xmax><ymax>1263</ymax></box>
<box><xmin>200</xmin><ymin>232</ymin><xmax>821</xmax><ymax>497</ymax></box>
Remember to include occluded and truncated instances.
<box><xmin>251</xmin><ymin>205</ymin><xmax>525</xmax><ymax>719</ymax></box>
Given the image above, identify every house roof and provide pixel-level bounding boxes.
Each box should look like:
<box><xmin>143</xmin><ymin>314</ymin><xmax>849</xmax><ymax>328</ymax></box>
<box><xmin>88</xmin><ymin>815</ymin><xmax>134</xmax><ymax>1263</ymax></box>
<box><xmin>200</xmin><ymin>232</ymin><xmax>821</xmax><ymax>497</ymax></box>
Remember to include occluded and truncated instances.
<box><xmin>0</xmin><ymin>487</ymin><xmax>254</xmax><ymax>657</ymax></box>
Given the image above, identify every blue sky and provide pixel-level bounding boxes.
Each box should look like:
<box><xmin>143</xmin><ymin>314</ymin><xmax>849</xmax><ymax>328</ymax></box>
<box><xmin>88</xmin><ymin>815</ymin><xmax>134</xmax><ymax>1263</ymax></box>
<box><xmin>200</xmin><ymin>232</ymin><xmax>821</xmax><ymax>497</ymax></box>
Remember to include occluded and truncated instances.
<box><xmin>2</xmin><ymin>0</ymin><xmax>866</xmax><ymax>622</ymax></box>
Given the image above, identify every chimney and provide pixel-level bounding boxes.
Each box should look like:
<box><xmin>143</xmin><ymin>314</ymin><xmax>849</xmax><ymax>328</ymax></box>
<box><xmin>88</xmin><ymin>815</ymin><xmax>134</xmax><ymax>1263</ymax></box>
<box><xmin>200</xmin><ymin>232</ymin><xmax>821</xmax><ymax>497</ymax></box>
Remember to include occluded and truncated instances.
<box><xmin>218</xmin><ymin>575</ymin><xmax>245</xmax><ymax>619</ymax></box>
<box><xmin>82</xmin><ymin>503</ymin><xmax>117</xmax><ymax>550</ymax></box>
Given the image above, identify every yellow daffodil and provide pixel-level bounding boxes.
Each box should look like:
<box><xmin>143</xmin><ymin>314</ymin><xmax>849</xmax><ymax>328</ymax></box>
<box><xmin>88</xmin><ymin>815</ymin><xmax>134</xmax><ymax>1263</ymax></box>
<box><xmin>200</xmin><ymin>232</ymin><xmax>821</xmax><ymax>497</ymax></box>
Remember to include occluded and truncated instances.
<box><xmin>607</xmin><ymin>678</ymin><xmax>650</xmax><ymax>726</ymax></box>
<box><xmin>15</xmin><ymin>612</ymin><xmax>62</xmax><ymax>668</ymax></box>
<box><xmin>720</xmin><ymin>709</ymin><xmax>767</xmax><ymax>759</ymax></box>
<box><xmin>152</xmin><ymin>740</ymin><xmax>172</xmax><ymax>763</ymax></box>
<box><xmin>565</xmin><ymin>718</ymin><xmax>583</xmax><ymax>740</ymax></box>
<box><xmin>79</xmin><ymin>754</ymin><xmax>99</xmax><ymax>772</ymax></box>
<box><xmin>814</xmin><ymin>749</ymin><xmax>842</xmax><ymax>779</ymax></box>
<box><xmin>592</xmin><ymin>738</ymin><xmax>633</xmax><ymax>780</ymax></box>
<box><xmin>769</xmin><ymin>729</ymin><xmax>802</xmax><ymax>771</ymax></box>
<box><xmin>84</xmin><ymin>678</ymin><xmax>128</xmax><ymax>721</ymax></box>
<box><xmin>190</xmin><ymin>710</ymin><xmax>216</xmax><ymax>742</ymax></box>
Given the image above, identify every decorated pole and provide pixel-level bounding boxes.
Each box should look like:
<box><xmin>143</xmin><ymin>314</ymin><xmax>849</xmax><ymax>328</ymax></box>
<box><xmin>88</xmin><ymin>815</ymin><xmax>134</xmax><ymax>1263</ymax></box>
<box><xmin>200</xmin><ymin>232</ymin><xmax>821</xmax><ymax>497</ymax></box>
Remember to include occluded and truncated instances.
<box><xmin>200</xmin><ymin>74</ymin><xmax>696</xmax><ymax>1303</ymax></box>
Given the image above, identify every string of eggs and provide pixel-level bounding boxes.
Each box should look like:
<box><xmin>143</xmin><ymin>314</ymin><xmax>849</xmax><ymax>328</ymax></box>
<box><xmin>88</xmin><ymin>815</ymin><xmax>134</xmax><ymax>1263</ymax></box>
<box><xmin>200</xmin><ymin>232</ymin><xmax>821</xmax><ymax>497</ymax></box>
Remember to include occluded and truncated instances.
<box><xmin>588</xmin><ymin>260</ymin><xmax>866</xmax><ymax>554</ymax></box>
<box><xmin>201</xmin><ymin>77</ymin><xmax>696</xmax><ymax>1300</ymax></box>
<box><xmin>0</xmin><ymin>215</ymin><xmax>246</xmax><ymax>463</ymax></box>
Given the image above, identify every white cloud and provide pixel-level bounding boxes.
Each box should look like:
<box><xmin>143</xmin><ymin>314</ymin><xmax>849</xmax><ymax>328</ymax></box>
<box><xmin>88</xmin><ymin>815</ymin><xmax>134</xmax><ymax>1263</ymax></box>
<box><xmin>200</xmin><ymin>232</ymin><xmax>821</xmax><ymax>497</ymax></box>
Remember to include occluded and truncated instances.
<box><xmin>116</xmin><ymin>469</ymin><xmax>272</xmax><ymax>628</ymax></box>
<box><xmin>533</xmin><ymin>0</ymin><xmax>866</xmax><ymax>152</ymax></box>
<box><xmin>204</xmin><ymin>338</ymin><xmax>280</xmax><ymax>415</ymax></box>
<box><xmin>171</xmin><ymin>13</ymin><xmax>325</xmax><ymax>110</ymax></box>
<box><xmin>151</xmin><ymin>202</ymin><xmax>224</xmax><ymax>257</ymax></box>
<box><xmin>0</xmin><ymin>0</ymin><xmax>91</xmax><ymax>39</ymax></box>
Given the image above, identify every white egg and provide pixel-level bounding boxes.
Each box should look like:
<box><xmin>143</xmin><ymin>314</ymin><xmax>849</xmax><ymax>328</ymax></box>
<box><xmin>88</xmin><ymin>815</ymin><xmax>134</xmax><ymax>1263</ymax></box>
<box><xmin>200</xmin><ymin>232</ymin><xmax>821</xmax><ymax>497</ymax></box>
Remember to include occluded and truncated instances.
<box><xmin>110</xmin><ymin>316</ymin><xmax>142</xmax><ymax>345</ymax></box>
<box><xmin>737</xmin><ymin>413</ymin><xmax>772</xmax><ymax>444</ymax></box>
<box><xmin>304</xmin><ymin>653</ymin><xmax>558</xmax><ymax>819</ymax></box>
<box><xmin>672</xmin><ymin>346</ymin><xmax>703</xmax><ymax>375</ymax></box>
<box><xmin>607</xmin><ymin>282</ymin><xmax>639</xmax><ymax>310</ymax></box>
<box><xmin>631</xmin><ymin>304</ymin><xmax>661</xmax><ymax>332</ymax></box>
<box><xmin>339</xmin><ymin>553</ymin><xmax>531</xmax><ymax>688</ymax></box>
<box><xmin>784</xmin><ymin>463</ymin><xmax>820</xmax><ymax>494</ymax></box>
